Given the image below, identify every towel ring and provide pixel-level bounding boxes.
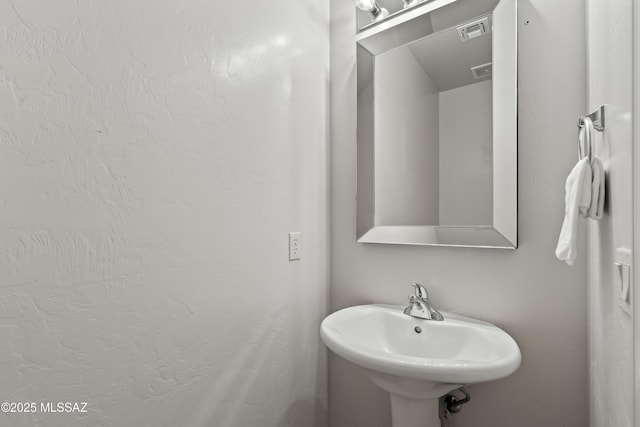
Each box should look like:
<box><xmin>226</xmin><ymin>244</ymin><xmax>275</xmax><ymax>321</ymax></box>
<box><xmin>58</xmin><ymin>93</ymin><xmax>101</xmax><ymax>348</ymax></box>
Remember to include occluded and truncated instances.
<box><xmin>578</xmin><ymin>105</ymin><xmax>605</xmax><ymax>131</ymax></box>
<box><xmin>578</xmin><ymin>117</ymin><xmax>593</xmax><ymax>161</ymax></box>
<box><xmin>577</xmin><ymin>105</ymin><xmax>606</xmax><ymax>162</ymax></box>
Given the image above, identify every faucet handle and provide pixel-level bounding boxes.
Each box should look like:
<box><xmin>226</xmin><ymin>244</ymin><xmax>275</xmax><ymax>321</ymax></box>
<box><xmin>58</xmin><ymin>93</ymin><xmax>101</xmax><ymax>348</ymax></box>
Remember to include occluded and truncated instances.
<box><xmin>412</xmin><ymin>283</ymin><xmax>429</xmax><ymax>299</ymax></box>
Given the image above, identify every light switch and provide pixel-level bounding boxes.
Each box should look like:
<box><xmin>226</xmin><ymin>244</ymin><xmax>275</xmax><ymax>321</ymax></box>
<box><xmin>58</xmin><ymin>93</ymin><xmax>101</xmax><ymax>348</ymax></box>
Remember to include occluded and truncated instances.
<box><xmin>616</xmin><ymin>262</ymin><xmax>631</xmax><ymax>303</ymax></box>
<box><xmin>615</xmin><ymin>247</ymin><xmax>632</xmax><ymax>312</ymax></box>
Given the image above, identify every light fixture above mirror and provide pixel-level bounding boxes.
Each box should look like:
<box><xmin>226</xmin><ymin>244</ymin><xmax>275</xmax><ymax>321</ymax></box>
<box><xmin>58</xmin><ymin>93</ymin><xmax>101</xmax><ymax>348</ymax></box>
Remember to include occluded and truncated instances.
<box><xmin>402</xmin><ymin>0</ymin><xmax>421</xmax><ymax>9</ymax></box>
<box><xmin>356</xmin><ymin>0</ymin><xmax>460</xmax><ymax>31</ymax></box>
<box><xmin>356</xmin><ymin>0</ymin><xmax>389</xmax><ymax>22</ymax></box>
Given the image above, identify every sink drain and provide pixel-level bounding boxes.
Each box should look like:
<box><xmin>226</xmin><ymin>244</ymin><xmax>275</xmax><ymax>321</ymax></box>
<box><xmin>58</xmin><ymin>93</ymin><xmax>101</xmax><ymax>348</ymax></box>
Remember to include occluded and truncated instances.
<box><xmin>414</xmin><ymin>326</ymin><xmax>422</xmax><ymax>333</ymax></box>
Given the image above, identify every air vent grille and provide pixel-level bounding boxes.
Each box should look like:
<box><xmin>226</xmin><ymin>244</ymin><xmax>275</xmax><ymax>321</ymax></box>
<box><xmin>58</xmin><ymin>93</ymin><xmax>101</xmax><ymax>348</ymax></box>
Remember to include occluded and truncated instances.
<box><xmin>471</xmin><ymin>62</ymin><xmax>492</xmax><ymax>79</ymax></box>
<box><xmin>457</xmin><ymin>16</ymin><xmax>491</xmax><ymax>42</ymax></box>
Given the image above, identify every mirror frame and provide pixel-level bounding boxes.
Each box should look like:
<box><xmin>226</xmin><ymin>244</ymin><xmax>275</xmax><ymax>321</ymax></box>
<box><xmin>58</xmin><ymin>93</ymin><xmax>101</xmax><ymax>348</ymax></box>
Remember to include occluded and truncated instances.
<box><xmin>356</xmin><ymin>0</ymin><xmax>517</xmax><ymax>249</ymax></box>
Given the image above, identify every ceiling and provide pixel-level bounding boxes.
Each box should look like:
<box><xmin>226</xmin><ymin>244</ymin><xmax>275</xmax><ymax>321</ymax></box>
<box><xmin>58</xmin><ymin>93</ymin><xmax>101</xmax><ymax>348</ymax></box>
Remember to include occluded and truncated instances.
<box><xmin>406</xmin><ymin>17</ymin><xmax>492</xmax><ymax>92</ymax></box>
<box><xmin>357</xmin><ymin>0</ymin><xmax>498</xmax><ymax>94</ymax></box>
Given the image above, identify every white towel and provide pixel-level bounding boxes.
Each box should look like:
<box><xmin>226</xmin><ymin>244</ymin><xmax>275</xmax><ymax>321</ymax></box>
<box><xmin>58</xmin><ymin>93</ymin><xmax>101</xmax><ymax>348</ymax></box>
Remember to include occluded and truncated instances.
<box><xmin>556</xmin><ymin>157</ymin><xmax>592</xmax><ymax>265</ymax></box>
<box><xmin>588</xmin><ymin>156</ymin><xmax>605</xmax><ymax>219</ymax></box>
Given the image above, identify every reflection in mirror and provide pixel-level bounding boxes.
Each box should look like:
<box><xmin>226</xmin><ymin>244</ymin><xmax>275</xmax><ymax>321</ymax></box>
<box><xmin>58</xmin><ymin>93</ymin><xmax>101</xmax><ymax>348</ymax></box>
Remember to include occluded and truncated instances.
<box><xmin>356</xmin><ymin>0</ymin><xmax>517</xmax><ymax>248</ymax></box>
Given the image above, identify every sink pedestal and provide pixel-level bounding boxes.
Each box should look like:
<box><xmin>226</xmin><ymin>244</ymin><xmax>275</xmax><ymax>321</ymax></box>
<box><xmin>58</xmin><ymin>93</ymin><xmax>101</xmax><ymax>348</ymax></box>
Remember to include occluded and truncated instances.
<box><xmin>390</xmin><ymin>395</ymin><xmax>440</xmax><ymax>427</ymax></box>
<box><xmin>369</xmin><ymin>371</ymin><xmax>459</xmax><ymax>427</ymax></box>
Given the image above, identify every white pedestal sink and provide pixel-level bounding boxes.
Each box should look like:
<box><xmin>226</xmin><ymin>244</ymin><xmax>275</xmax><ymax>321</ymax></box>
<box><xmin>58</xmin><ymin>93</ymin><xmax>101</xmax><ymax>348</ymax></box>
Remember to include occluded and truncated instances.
<box><xmin>320</xmin><ymin>305</ymin><xmax>521</xmax><ymax>427</ymax></box>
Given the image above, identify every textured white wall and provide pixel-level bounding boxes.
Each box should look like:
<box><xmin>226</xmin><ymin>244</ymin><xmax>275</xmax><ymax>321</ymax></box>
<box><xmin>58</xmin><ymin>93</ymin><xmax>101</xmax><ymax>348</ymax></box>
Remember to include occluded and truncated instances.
<box><xmin>0</xmin><ymin>1</ymin><xmax>329</xmax><ymax>426</ymax></box>
<box><xmin>329</xmin><ymin>0</ymin><xmax>588</xmax><ymax>426</ymax></box>
<box><xmin>586</xmin><ymin>0</ymin><xmax>634</xmax><ymax>425</ymax></box>
<box><xmin>439</xmin><ymin>80</ymin><xmax>493</xmax><ymax>225</ymax></box>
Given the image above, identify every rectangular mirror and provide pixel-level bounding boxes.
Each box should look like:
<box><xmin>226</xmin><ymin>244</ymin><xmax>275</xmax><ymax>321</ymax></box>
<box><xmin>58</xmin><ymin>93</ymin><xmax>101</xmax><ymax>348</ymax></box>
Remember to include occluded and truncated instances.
<box><xmin>356</xmin><ymin>0</ymin><xmax>517</xmax><ymax>248</ymax></box>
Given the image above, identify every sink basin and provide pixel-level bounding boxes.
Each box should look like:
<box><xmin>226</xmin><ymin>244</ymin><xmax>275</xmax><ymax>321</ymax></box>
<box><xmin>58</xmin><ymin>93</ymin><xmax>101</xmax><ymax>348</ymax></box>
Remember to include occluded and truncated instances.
<box><xmin>321</xmin><ymin>304</ymin><xmax>521</xmax><ymax>427</ymax></box>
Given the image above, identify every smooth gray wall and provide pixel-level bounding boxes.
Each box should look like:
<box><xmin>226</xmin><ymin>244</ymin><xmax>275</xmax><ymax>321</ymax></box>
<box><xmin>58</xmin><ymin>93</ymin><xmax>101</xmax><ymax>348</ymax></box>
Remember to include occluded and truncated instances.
<box><xmin>329</xmin><ymin>0</ymin><xmax>588</xmax><ymax>426</ymax></box>
<box><xmin>375</xmin><ymin>46</ymin><xmax>440</xmax><ymax>226</ymax></box>
<box><xmin>586</xmin><ymin>0</ymin><xmax>634</xmax><ymax>425</ymax></box>
<box><xmin>439</xmin><ymin>80</ymin><xmax>493</xmax><ymax>226</ymax></box>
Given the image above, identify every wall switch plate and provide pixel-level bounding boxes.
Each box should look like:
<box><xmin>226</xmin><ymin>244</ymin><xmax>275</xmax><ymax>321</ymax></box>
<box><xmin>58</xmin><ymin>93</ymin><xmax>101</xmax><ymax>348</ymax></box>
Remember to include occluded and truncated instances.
<box><xmin>289</xmin><ymin>232</ymin><xmax>301</xmax><ymax>261</ymax></box>
<box><xmin>615</xmin><ymin>247</ymin><xmax>632</xmax><ymax>314</ymax></box>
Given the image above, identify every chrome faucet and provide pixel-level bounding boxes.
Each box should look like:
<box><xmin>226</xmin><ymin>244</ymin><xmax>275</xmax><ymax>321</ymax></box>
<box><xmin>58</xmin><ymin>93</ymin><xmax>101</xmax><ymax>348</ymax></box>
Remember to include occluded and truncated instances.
<box><xmin>403</xmin><ymin>283</ymin><xmax>444</xmax><ymax>321</ymax></box>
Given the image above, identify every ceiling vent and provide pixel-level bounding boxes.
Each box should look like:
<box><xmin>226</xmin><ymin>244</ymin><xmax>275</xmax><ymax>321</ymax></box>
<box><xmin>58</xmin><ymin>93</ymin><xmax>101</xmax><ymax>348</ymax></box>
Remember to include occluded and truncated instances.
<box><xmin>457</xmin><ymin>16</ymin><xmax>491</xmax><ymax>42</ymax></box>
<box><xmin>471</xmin><ymin>62</ymin><xmax>492</xmax><ymax>79</ymax></box>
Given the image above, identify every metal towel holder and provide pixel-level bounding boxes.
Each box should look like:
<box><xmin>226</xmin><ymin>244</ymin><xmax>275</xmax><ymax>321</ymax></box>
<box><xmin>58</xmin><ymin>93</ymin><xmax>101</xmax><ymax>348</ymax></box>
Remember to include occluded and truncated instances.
<box><xmin>578</xmin><ymin>105</ymin><xmax>605</xmax><ymax>161</ymax></box>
